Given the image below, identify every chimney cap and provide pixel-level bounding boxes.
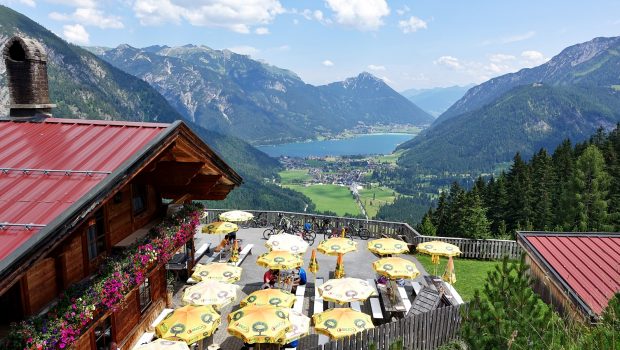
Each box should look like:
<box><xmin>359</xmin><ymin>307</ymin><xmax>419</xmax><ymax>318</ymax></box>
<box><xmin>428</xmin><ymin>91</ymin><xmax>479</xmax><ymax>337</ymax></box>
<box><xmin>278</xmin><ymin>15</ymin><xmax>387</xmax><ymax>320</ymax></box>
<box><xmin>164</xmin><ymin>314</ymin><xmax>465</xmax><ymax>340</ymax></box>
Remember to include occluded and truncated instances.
<box><xmin>3</xmin><ymin>36</ymin><xmax>47</xmax><ymax>62</ymax></box>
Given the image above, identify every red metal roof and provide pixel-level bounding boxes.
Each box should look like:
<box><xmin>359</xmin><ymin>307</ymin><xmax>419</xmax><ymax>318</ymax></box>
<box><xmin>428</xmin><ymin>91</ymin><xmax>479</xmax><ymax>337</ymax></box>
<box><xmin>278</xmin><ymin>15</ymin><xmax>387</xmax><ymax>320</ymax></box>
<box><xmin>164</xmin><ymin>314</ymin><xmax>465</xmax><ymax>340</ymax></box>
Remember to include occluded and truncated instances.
<box><xmin>0</xmin><ymin>118</ymin><xmax>169</xmax><ymax>261</ymax></box>
<box><xmin>524</xmin><ymin>234</ymin><xmax>620</xmax><ymax>315</ymax></box>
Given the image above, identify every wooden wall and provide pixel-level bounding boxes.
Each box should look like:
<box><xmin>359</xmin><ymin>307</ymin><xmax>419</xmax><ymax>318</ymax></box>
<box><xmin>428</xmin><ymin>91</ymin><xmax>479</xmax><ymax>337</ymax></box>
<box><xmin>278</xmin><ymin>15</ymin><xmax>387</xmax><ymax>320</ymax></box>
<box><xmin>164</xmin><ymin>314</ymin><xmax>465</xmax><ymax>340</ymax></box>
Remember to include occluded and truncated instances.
<box><xmin>59</xmin><ymin>234</ymin><xmax>84</xmax><ymax>288</ymax></box>
<box><xmin>23</xmin><ymin>258</ymin><xmax>58</xmax><ymax>315</ymax></box>
<box><xmin>108</xmin><ymin>186</ymin><xmax>133</xmax><ymax>246</ymax></box>
<box><xmin>114</xmin><ymin>291</ymin><xmax>140</xmax><ymax>342</ymax></box>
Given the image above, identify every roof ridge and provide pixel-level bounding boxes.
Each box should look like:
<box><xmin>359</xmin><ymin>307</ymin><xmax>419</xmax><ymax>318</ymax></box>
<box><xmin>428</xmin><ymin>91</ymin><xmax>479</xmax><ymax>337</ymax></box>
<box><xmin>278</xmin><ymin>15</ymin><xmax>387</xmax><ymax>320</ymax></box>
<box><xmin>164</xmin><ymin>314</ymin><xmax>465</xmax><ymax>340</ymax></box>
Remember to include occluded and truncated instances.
<box><xmin>0</xmin><ymin>117</ymin><xmax>171</xmax><ymax>128</ymax></box>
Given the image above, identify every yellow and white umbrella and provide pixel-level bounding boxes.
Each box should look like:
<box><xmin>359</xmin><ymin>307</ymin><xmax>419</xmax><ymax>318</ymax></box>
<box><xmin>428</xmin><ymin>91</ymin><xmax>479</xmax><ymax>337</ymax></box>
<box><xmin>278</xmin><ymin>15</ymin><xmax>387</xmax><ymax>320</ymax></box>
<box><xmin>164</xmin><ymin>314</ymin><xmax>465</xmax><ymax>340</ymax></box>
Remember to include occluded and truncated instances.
<box><xmin>372</xmin><ymin>257</ymin><xmax>420</xmax><ymax>280</ymax></box>
<box><xmin>219</xmin><ymin>210</ymin><xmax>254</xmax><ymax>222</ymax></box>
<box><xmin>182</xmin><ymin>281</ymin><xmax>239</xmax><ymax>309</ymax></box>
<box><xmin>308</xmin><ymin>249</ymin><xmax>319</xmax><ymax>276</ymax></box>
<box><xmin>442</xmin><ymin>256</ymin><xmax>457</xmax><ymax>284</ymax></box>
<box><xmin>312</xmin><ymin>308</ymin><xmax>373</xmax><ymax>340</ymax></box>
<box><xmin>318</xmin><ymin>278</ymin><xmax>377</xmax><ymax>304</ymax></box>
<box><xmin>265</xmin><ymin>233</ymin><xmax>309</xmax><ymax>254</ymax></box>
<box><xmin>416</xmin><ymin>240</ymin><xmax>461</xmax><ymax>275</ymax></box>
<box><xmin>317</xmin><ymin>237</ymin><xmax>357</xmax><ymax>256</ymax></box>
<box><xmin>284</xmin><ymin>309</ymin><xmax>311</xmax><ymax>343</ymax></box>
<box><xmin>201</xmin><ymin>221</ymin><xmax>238</xmax><ymax>234</ymax></box>
<box><xmin>367</xmin><ymin>238</ymin><xmax>409</xmax><ymax>256</ymax></box>
<box><xmin>136</xmin><ymin>339</ymin><xmax>190</xmax><ymax>350</ymax></box>
<box><xmin>334</xmin><ymin>253</ymin><xmax>345</xmax><ymax>279</ymax></box>
<box><xmin>240</xmin><ymin>288</ymin><xmax>296</xmax><ymax>308</ymax></box>
<box><xmin>256</xmin><ymin>250</ymin><xmax>303</xmax><ymax>270</ymax></box>
<box><xmin>227</xmin><ymin>305</ymin><xmax>291</xmax><ymax>344</ymax></box>
<box><xmin>191</xmin><ymin>263</ymin><xmax>242</xmax><ymax>283</ymax></box>
<box><xmin>155</xmin><ymin>305</ymin><xmax>221</xmax><ymax>344</ymax></box>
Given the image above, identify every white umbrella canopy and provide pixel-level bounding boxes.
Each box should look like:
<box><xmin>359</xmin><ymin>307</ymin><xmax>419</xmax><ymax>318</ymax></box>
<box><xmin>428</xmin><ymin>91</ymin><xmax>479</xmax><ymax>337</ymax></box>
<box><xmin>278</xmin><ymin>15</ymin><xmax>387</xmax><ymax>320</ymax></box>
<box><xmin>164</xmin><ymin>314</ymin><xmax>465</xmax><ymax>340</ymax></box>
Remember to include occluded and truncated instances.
<box><xmin>265</xmin><ymin>233</ymin><xmax>309</xmax><ymax>254</ymax></box>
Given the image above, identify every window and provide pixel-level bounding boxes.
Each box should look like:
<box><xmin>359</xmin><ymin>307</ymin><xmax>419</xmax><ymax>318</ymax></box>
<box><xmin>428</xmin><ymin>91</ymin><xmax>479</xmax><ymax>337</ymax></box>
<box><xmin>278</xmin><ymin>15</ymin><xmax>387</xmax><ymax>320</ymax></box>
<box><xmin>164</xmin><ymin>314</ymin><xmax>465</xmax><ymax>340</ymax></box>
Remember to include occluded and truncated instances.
<box><xmin>138</xmin><ymin>278</ymin><xmax>151</xmax><ymax>312</ymax></box>
<box><xmin>87</xmin><ymin>209</ymin><xmax>106</xmax><ymax>260</ymax></box>
<box><xmin>132</xmin><ymin>184</ymin><xmax>148</xmax><ymax>215</ymax></box>
<box><xmin>94</xmin><ymin>317</ymin><xmax>112</xmax><ymax>350</ymax></box>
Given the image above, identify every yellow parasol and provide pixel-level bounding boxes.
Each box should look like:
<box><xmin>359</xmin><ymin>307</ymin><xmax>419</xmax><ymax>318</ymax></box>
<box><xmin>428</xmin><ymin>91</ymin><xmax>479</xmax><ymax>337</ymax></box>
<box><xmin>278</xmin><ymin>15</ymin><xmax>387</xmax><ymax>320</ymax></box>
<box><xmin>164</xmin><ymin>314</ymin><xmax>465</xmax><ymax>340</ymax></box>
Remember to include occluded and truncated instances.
<box><xmin>318</xmin><ymin>278</ymin><xmax>377</xmax><ymax>304</ymax></box>
<box><xmin>442</xmin><ymin>256</ymin><xmax>457</xmax><ymax>284</ymax></box>
<box><xmin>372</xmin><ymin>257</ymin><xmax>420</xmax><ymax>280</ymax></box>
<box><xmin>312</xmin><ymin>308</ymin><xmax>373</xmax><ymax>340</ymax></box>
<box><xmin>265</xmin><ymin>233</ymin><xmax>309</xmax><ymax>254</ymax></box>
<box><xmin>230</xmin><ymin>239</ymin><xmax>239</xmax><ymax>263</ymax></box>
<box><xmin>182</xmin><ymin>281</ymin><xmax>239</xmax><ymax>309</ymax></box>
<box><xmin>201</xmin><ymin>221</ymin><xmax>238</xmax><ymax>234</ymax></box>
<box><xmin>284</xmin><ymin>309</ymin><xmax>310</xmax><ymax>343</ymax></box>
<box><xmin>334</xmin><ymin>253</ymin><xmax>345</xmax><ymax>279</ymax></box>
<box><xmin>308</xmin><ymin>249</ymin><xmax>319</xmax><ymax>275</ymax></box>
<box><xmin>136</xmin><ymin>339</ymin><xmax>190</xmax><ymax>350</ymax></box>
<box><xmin>317</xmin><ymin>237</ymin><xmax>357</xmax><ymax>256</ymax></box>
<box><xmin>416</xmin><ymin>240</ymin><xmax>461</xmax><ymax>275</ymax></box>
<box><xmin>191</xmin><ymin>263</ymin><xmax>242</xmax><ymax>283</ymax></box>
<box><xmin>256</xmin><ymin>250</ymin><xmax>303</xmax><ymax>270</ymax></box>
<box><xmin>227</xmin><ymin>305</ymin><xmax>291</xmax><ymax>344</ymax></box>
<box><xmin>367</xmin><ymin>238</ymin><xmax>409</xmax><ymax>256</ymax></box>
<box><xmin>219</xmin><ymin>210</ymin><xmax>254</xmax><ymax>222</ymax></box>
<box><xmin>155</xmin><ymin>305</ymin><xmax>221</xmax><ymax>344</ymax></box>
<box><xmin>240</xmin><ymin>288</ymin><xmax>296</xmax><ymax>308</ymax></box>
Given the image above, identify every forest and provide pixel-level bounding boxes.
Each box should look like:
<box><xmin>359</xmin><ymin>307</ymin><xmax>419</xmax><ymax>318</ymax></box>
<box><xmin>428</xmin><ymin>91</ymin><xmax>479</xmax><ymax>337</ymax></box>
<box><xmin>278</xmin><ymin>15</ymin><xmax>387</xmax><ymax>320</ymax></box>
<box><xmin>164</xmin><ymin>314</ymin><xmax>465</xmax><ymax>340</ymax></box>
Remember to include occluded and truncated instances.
<box><xmin>416</xmin><ymin>125</ymin><xmax>620</xmax><ymax>239</ymax></box>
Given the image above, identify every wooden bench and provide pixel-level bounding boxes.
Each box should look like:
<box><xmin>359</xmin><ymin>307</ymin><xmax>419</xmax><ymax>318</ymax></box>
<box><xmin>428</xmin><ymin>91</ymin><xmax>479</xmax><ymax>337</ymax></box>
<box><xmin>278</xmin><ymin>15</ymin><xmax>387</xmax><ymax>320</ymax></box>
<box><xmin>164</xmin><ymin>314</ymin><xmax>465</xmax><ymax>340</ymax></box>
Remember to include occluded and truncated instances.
<box><xmin>295</xmin><ymin>283</ymin><xmax>306</xmax><ymax>297</ymax></box>
<box><xmin>150</xmin><ymin>308</ymin><xmax>173</xmax><ymax>328</ymax></box>
<box><xmin>410</xmin><ymin>281</ymin><xmax>423</xmax><ymax>296</ymax></box>
<box><xmin>349</xmin><ymin>301</ymin><xmax>361</xmax><ymax>311</ymax></box>
<box><xmin>293</xmin><ymin>295</ymin><xmax>304</xmax><ymax>313</ymax></box>
<box><xmin>234</xmin><ymin>244</ymin><xmax>254</xmax><ymax>267</ymax></box>
<box><xmin>366</xmin><ymin>279</ymin><xmax>384</xmax><ymax>320</ymax></box>
<box><xmin>132</xmin><ymin>332</ymin><xmax>154</xmax><ymax>349</ymax></box>
<box><xmin>194</xmin><ymin>242</ymin><xmax>211</xmax><ymax>263</ymax></box>
<box><xmin>397</xmin><ymin>286</ymin><xmax>412</xmax><ymax>313</ymax></box>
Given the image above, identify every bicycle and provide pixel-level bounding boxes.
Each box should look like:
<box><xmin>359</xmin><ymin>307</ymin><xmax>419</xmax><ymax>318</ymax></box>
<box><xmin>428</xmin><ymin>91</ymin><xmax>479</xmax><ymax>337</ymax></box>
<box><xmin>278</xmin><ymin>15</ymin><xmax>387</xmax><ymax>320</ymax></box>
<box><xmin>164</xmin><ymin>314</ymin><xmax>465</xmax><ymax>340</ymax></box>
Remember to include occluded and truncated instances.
<box><xmin>262</xmin><ymin>213</ymin><xmax>292</xmax><ymax>239</ymax></box>
<box><xmin>291</xmin><ymin>222</ymin><xmax>316</xmax><ymax>245</ymax></box>
<box><xmin>344</xmin><ymin>222</ymin><xmax>370</xmax><ymax>240</ymax></box>
<box><xmin>249</xmin><ymin>212</ymin><xmax>268</xmax><ymax>228</ymax></box>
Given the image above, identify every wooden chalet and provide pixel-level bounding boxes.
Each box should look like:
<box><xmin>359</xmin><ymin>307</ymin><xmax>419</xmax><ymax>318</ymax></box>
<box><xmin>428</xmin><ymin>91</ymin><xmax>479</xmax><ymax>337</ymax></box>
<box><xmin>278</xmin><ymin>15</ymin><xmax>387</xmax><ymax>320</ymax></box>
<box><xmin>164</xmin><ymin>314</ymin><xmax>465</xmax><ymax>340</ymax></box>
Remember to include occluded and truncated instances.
<box><xmin>518</xmin><ymin>231</ymin><xmax>620</xmax><ymax>324</ymax></box>
<box><xmin>0</xmin><ymin>36</ymin><xmax>242</xmax><ymax>349</ymax></box>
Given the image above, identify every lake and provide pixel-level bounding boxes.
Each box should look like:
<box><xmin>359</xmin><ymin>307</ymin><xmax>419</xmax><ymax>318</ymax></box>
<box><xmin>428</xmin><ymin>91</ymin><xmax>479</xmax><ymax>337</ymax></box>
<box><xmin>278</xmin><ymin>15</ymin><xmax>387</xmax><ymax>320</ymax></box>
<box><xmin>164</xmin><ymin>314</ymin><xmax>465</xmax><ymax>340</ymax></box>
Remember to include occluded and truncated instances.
<box><xmin>257</xmin><ymin>133</ymin><xmax>415</xmax><ymax>157</ymax></box>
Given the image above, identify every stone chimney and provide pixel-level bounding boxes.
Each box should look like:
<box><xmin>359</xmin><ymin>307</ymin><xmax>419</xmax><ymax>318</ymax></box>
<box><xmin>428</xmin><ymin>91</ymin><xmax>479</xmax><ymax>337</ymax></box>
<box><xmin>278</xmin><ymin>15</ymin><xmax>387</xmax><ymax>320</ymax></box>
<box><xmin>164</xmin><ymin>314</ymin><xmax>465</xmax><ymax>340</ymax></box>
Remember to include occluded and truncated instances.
<box><xmin>3</xmin><ymin>36</ymin><xmax>55</xmax><ymax>119</ymax></box>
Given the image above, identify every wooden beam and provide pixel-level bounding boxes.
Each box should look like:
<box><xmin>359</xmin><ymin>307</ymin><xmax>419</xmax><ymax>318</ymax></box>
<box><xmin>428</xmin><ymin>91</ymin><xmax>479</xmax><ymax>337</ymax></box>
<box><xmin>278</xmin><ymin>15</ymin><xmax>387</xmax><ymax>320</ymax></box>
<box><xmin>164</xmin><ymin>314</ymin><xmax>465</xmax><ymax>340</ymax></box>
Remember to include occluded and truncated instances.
<box><xmin>137</xmin><ymin>161</ymin><xmax>204</xmax><ymax>186</ymax></box>
<box><xmin>172</xmin><ymin>194</ymin><xmax>193</xmax><ymax>204</ymax></box>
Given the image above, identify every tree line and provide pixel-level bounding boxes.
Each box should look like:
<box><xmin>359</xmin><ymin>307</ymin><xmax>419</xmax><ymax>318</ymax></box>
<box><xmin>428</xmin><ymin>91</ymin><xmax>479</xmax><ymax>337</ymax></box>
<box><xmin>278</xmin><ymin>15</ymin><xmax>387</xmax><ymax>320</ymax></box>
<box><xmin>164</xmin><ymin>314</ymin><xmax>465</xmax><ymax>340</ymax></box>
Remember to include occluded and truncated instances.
<box><xmin>417</xmin><ymin>125</ymin><xmax>620</xmax><ymax>239</ymax></box>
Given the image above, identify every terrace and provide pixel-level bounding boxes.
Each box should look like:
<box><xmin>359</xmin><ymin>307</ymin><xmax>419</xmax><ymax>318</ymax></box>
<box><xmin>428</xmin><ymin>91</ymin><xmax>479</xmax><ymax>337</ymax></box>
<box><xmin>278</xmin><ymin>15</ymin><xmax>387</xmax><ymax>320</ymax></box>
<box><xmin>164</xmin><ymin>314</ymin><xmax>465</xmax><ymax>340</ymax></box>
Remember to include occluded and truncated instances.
<box><xmin>141</xmin><ymin>209</ymin><xmax>521</xmax><ymax>350</ymax></box>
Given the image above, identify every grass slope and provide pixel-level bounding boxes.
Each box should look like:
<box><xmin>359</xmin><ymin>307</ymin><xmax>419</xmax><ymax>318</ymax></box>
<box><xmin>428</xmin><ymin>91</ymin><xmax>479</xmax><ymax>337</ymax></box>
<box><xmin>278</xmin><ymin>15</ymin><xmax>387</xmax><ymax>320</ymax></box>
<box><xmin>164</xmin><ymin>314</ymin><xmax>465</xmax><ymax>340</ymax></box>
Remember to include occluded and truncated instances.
<box><xmin>414</xmin><ymin>253</ymin><xmax>500</xmax><ymax>301</ymax></box>
<box><xmin>279</xmin><ymin>169</ymin><xmax>312</xmax><ymax>185</ymax></box>
<box><xmin>285</xmin><ymin>184</ymin><xmax>360</xmax><ymax>216</ymax></box>
<box><xmin>359</xmin><ymin>186</ymin><xmax>396</xmax><ymax>218</ymax></box>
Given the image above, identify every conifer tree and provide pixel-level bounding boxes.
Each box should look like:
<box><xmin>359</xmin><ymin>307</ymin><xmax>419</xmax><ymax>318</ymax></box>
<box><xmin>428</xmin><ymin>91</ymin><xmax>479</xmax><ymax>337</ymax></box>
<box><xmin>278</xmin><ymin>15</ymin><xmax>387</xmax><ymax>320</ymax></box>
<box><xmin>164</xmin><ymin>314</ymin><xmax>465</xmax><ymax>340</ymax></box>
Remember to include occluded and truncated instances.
<box><xmin>530</xmin><ymin>149</ymin><xmax>555</xmax><ymax>230</ymax></box>
<box><xmin>487</xmin><ymin>173</ymin><xmax>509</xmax><ymax>236</ymax></box>
<box><xmin>571</xmin><ymin>145</ymin><xmax>611</xmax><ymax>231</ymax></box>
<box><xmin>458</xmin><ymin>191</ymin><xmax>491</xmax><ymax>239</ymax></box>
<box><xmin>417</xmin><ymin>210</ymin><xmax>437</xmax><ymax>236</ymax></box>
<box><xmin>433</xmin><ymin>191</ymin><xmax>448</xmax><ymax>235</ymax></box>
<box><xmin>552</xmin><ymin>139</ymin><xmax>575</xmax><ymax>229</ymax></box>
<box><xmin>506</xmin><ymin>153</ymin><xmax>533</xmax><ymax>232</ymax></box>
<box><xmin>445</xmin><ymin>182</ymin><xmax>466</xmax><ymax>236</ymax></box>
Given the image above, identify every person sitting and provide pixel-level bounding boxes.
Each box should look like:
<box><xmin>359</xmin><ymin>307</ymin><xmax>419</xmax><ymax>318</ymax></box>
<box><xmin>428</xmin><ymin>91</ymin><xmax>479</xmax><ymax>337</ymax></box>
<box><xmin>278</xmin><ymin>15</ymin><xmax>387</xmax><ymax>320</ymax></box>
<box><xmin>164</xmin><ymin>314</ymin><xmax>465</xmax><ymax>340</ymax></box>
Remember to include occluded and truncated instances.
<box><xmin>291</xmin><ymin>266</ymin><xmax>307</xmax><ymax>294</ymax></box>
<box><xmin>262</xmin><ymin>269</ymin><xmax>279</xmax><ymax>289</ymax></box>
<box><xmin>213</xmin><ymin>237</ymin><xmax>230</xmax><ymax>253</ymax></box>
<box><xmin>283</xmin><ymin>339</ymin><xmax>298</xmax><ymax>349</ymax></box>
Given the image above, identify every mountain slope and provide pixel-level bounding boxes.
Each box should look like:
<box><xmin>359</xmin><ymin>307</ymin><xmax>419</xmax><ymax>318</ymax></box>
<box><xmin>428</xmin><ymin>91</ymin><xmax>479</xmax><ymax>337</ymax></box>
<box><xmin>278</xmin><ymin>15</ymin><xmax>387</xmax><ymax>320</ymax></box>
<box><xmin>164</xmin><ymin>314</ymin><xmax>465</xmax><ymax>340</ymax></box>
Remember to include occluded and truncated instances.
<box><xmin>398</xmin><ymin>84</ymin><xmax>620</xmax><ymax>171</ymax></box>
<box><xmin>401</xmin><ymin>85</ymin><xmax>473</xmax><ymax>117</ymax></box>
<box><xmin>398</xmin><ymin>36</ymin><xmax>620</xmax><ymax>172</ymax></box>
<box><xmin>0</xmin><ymin>5</ymin><xmax>313</xmax><ymax>211</ymax></box>
<box><xmin>436</xmin><ymin>36</ymin><xmax>620</xmax><ymax>125</ymax></box>
<box><xmin>96</xmin><ymin>45</ymin><xmax>432</xmax><ymax>144</ymax></box>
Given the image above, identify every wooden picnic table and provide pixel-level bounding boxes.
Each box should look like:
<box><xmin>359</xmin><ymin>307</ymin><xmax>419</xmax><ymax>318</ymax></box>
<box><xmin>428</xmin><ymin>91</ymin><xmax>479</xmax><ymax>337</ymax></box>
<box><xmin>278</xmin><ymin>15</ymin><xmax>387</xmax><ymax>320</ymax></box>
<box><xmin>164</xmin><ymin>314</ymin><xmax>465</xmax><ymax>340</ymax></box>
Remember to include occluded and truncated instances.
<box><xmin>376</xmin><ymin>280</ymin><xmax>407</xmax><ymax>317</ymax></box>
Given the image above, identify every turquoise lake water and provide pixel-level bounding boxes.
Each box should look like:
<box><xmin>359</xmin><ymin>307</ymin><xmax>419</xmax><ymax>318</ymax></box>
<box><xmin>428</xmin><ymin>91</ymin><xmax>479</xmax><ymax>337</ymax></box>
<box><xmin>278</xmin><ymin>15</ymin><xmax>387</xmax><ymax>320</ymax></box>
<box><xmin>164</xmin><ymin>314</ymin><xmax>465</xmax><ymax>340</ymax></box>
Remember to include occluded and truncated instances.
<box><xmin>257</xmin><ymin>133</ymin><xmax>415</xmax><ymax>157</ymax></box>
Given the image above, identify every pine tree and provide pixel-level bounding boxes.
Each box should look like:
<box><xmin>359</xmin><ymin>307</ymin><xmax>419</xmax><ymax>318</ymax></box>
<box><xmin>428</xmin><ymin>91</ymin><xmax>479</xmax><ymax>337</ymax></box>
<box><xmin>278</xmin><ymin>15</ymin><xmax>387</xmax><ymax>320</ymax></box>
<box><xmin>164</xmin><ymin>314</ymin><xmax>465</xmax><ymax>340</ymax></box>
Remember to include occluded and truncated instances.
<box><xmin>445</xmin><ymin>182</ymin><xmax>466</xmax><ymax>236</ymax></box>
<box><xmin>571</xmin><ymin>145</ymin><xmax>611</xmax><ymax>231</ymax></box>
<box><xmin>506</xmin><ymin>153</ymin><xmax>533</xmax><ymax>232</ymax></box>
<box><xmin>552</xmin><ymin>139</ymin><xmax>575</xmax><ymax>229</ymax></box>
<box><xmin>433</xmin><ymin>191</ymin><xmax>449</xmax><ymax>235</ymax></box>
<box><xmin>417</xmin><ymin>210</ymin><xmax>437</xmax><ymax>236</ymax></box>
<box><xmin>486</xmin><ymin>173</ymin><xmax>509</xmax><ymax>236</ymax></box>
<box><xmin>458</xmin><ymin>191</ymin><xmax>491</xmax><ymax>239</ymax></box>
<box><xmin>461</xmin><ymin>255</ymin><xmax>555</xmax><ymax>350</ymax></box>
<box><xmin>530</xmin><ymin>149</ymin><xmax>555</xmax><ymax>230</ymax></box>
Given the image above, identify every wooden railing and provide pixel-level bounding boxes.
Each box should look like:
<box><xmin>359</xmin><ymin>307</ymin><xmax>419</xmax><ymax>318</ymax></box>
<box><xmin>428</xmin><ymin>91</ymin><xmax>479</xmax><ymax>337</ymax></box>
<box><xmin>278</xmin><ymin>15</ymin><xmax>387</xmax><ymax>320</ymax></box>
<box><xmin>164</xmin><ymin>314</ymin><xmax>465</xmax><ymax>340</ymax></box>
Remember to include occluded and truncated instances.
<box><xmin>298</xmin><ymin>304</ymin><xmax>466</xmax><ymax>350</ymax></box>
<box><xmin>203</xmin><ymin>209</ymin><xmax>521</xmax><ymax>260</ymax></box>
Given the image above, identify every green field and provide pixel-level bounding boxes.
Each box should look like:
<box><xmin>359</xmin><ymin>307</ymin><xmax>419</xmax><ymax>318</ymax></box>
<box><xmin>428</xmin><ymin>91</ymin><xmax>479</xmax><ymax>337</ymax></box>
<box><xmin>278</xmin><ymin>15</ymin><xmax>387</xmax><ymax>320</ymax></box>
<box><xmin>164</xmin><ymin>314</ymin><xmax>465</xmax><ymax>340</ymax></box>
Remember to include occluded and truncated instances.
<box><xmin>279</xmin><ymin>169</ymin><xmax>311</xmax><ymax>185</ymax></box>
<box><xmin>368</xmin><ymin>150</ymin><xmax>404</xmax><ymax>165</ymax></box>
<box><xmin>359</xmin><ymin>186</ymin><xmax>397</xmax><ymax>218</ymax></box>
<box><xmin>414</xmin><ymin>253</ymin><xmax>501</xmax><ymax>301</ymax></box>
<box><xmin>285</xmin><ymin>184</ymin><xmax>361</xmax><ymax>216</ymax></box>
<box><xmin>612</xmin><ymin>85</ymin><xmax>620</xmax><ymax>91</ymax></box>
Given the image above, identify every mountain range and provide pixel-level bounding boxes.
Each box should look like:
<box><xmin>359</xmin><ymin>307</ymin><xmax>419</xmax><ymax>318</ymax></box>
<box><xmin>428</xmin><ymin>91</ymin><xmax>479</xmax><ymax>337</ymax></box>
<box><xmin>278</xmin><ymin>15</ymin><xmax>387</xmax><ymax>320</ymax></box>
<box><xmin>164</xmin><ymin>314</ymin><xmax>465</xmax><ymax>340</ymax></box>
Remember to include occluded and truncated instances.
<box><xmin>398</xmin><ymin>36</ymin><xmax>620</xmax><ymax>172</ymax></box>
<box><xmin>0</xmin><ymin>5</ymin><xmax>312</xmax><ymax>211</ymax></box>
<box><xmin>401</xmin><ymin>85</ymin><xmax>474</xmax><ymax>117</ymax></box>
<box><xmin>93</xmin><ymin>45</ymin><xmax>432</xmax><ymax>144</ymax></box>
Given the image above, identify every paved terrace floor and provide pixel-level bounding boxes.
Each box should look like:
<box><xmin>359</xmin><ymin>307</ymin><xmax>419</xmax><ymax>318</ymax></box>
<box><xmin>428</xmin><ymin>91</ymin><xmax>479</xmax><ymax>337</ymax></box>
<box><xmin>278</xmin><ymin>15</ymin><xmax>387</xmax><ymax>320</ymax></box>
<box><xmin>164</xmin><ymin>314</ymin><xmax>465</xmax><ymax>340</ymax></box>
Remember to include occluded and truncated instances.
<box><xmin>170</xmin><ymin>227</ymin><xmax>428</xmax><ymax>350</ymax></box>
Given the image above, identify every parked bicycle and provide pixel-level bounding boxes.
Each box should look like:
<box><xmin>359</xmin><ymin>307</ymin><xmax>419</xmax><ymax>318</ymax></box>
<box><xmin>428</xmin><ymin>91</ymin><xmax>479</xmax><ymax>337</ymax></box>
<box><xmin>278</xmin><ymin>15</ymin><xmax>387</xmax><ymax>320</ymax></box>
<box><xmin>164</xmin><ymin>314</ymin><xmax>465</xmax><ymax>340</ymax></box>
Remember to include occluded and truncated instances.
<box><xmin>323</xmin><ymin>221</ymin><xmax>370</xmax><ymax>240</ymax></box>
<box><xmin>291</xmin><ymin>222</ymin><xmax>317</xmax><ymax>245</ymax></box>
<box><xmin>248</xmin><ymin>212</ymin><xmax>269</xmax><ymax>228</ymax></box>
<box><xmin>262</xmin><ymin>213</ymin><xmax>293</xmax><ymax>239</ymax></box>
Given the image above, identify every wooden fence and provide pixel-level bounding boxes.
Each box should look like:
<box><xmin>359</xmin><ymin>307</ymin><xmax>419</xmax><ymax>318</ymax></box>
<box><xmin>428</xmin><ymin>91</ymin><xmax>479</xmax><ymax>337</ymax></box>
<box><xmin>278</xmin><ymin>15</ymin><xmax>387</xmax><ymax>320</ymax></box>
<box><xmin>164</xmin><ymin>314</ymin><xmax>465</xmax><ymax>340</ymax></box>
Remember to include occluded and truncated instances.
<box><xmin>299</xmin><ymin>304</ymin><xmax>466</xmax><ymax>350</ymax></box>
<box><xmin>202</xmin><ymin>209</ymin><xmax>521</xmax><ymax>260</ymax></box>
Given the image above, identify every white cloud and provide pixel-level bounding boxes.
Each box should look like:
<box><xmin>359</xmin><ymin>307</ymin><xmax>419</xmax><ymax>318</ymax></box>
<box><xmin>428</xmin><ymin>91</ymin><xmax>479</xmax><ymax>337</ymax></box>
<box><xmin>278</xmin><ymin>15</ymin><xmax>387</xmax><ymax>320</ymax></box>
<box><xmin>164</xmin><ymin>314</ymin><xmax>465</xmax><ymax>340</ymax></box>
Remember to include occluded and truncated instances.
<box><xmin>255</xmin><ymin>27</ymin><xmax>270</xmax><ymax>35</ymax></box>
<box><xmin>398</xmin><ymin>15</ymin><xmax>427</xmax><ymax>34</ymax></box>
<box><xmin>47</xmin><ymin>0</ymin><xmax>96</xmax><ymax>7</ymax></box>
<box><xmin>521</xmin><ymin>50</ymin><xmax>548</xmax><ymax>66</ymax></box>
<box><xmin>19</xmin><ymin>0</ymin><xmax>36</xmax><ymax>6</ymax></box>
<box><xmin>501</xmin><ymin>30</ymin><xmax>536</xmax><ymax>44</ymax></box>
<box><xmin>322</xmin><ymin>59</ymin><xmax>334</xmax><ymax>67</ymax></box>
<box><xmin>63</xmin><ymin>23</ymin><xmax>89</xmax><ymax>44</ymax></box>
<box><xmin>50</xmin><ymin>8</ymin><xmax>124</xmax><ymax>29</ymax></box>
<box><xmin>313</xmin><ymin>10</ymin><xmax>324</xmax><ymax>21</ymax></box>
<box><xmin>489</xmin><ymin>53</ymin><xmax>515</xmax><ymax>63</ymax></box>
<box><xmin>325</xmin><ymin>0</ymin><xmax>390</xmax><ymax>31</ymax></box>
<box><xmin>367</xmin><ymin>64</ymin><xmax>386</xmax><ymax>71</ymax></box>
<box><xmin>434</xmin><ymin>56</ymin><xmax>462</xmax><ymax>70</ymax></box>
<box><xmin>133</xmin><ymin>0</ymin><xmax>284</xmax><ymax>33</ymax></box>
<box><xmin>227</xmin><ymin>45</ymin><xmax>260</xmax><ymax>56</ymax></box>
<box><xmin>396</xmin><ymin>5</ymin><xmax>410</xmax><ymax>16</ymax></box>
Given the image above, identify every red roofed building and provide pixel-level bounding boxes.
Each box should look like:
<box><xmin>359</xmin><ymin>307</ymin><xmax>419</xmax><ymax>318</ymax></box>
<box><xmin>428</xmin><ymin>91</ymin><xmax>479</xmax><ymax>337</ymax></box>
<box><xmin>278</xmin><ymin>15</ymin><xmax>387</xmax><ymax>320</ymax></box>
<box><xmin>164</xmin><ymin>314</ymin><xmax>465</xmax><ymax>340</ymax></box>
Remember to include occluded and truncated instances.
<box><xmin>518</xmin><ymin>231</ymin><xmax>620</xmax><ymax>323</ymax></box>
<box><xmin>0</xmin><ymin>36</ymin><xmax>242</xmax><ymax>349</ymax></box>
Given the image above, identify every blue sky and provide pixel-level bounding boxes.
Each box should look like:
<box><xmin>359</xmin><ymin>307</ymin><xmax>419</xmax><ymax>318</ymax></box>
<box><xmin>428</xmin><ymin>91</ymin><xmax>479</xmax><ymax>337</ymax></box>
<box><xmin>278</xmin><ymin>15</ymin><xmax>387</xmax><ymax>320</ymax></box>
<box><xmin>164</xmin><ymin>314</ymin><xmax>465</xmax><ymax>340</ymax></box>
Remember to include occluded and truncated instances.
<box><xmin>2</xmin><ymin>0</ymin><xmax>620</xmax><ymax>90</ymax></box>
